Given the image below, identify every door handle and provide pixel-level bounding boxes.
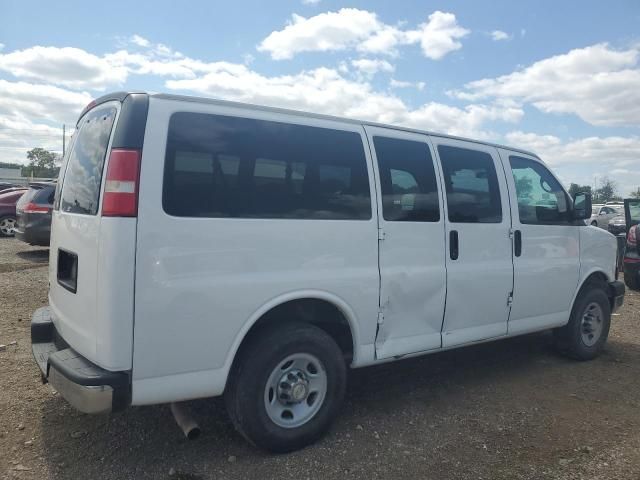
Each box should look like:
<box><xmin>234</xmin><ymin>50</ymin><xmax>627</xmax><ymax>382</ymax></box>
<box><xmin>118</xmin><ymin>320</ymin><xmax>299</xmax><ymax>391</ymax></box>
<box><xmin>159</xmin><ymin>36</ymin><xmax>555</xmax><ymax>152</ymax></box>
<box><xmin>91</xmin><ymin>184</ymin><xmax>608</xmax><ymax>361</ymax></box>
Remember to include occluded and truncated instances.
<box><xmin>514</xmin><ymin>230</ymin><xmax>522</xmax><ymax>257</ymax></box>
<box><xmin>450</xmin><ymin>230</ymin><xmax>459</xmax><ymax>260</ymax></box>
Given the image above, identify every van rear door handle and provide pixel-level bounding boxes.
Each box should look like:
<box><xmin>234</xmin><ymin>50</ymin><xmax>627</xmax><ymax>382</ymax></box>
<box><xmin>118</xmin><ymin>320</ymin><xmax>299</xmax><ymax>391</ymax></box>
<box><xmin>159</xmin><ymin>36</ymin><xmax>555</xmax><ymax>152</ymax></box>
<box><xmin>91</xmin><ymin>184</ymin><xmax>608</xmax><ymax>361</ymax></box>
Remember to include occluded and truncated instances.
<box><xmin>450</xmin><ymin>230</ymin><xmax>459</xmax><ymax>260</ymax></box>
<box><xmin>514</xmin><ymin>230</ymin><xmax>522</xmax><ymax>257</ymax></box>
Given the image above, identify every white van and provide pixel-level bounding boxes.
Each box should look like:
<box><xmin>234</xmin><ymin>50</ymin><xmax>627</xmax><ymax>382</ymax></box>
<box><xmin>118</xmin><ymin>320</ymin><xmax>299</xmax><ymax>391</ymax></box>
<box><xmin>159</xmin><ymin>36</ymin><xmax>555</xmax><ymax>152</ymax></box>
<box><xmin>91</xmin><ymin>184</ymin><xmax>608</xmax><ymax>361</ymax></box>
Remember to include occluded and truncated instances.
<box><xmin>31</xmin><ymin>92</ymin><xmax>625</xmax><ymax>452</ymax></box>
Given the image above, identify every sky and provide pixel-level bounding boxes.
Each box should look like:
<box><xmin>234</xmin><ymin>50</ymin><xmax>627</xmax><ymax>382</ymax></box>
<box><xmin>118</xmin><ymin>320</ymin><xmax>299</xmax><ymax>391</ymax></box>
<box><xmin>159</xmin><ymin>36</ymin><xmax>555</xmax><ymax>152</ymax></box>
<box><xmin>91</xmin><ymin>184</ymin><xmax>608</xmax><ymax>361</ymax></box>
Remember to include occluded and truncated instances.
<box><xmin>0</xmin><ymin>0</ymin><xmax>639</xmax><ymax>194</ymax></box>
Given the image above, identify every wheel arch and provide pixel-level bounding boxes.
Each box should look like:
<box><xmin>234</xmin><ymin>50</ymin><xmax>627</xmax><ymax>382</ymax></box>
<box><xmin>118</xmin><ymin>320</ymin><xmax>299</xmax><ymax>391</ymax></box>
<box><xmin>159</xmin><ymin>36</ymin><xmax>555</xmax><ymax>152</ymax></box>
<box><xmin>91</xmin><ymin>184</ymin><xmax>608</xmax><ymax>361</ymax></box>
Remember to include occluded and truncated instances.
<box><xmin>570</xmin><ymin>268</ymin><xmax>611</xmax><ymax>315</ymax></box>
<box><xmin>222</xmin><ymin>290</ymin><xmax>361</xmax><ymax>389</ymax></box>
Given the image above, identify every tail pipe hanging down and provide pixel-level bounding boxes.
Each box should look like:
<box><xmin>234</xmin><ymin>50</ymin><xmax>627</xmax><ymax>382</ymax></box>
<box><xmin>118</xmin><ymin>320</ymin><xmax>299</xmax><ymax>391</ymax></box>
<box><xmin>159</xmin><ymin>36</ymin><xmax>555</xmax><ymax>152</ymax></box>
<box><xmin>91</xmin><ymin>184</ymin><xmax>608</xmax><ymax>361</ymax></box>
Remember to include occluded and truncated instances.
<box><xmin>170</xmin><ymin>402</ymin><xmax>201</xmax><ymax>440</ymax></box>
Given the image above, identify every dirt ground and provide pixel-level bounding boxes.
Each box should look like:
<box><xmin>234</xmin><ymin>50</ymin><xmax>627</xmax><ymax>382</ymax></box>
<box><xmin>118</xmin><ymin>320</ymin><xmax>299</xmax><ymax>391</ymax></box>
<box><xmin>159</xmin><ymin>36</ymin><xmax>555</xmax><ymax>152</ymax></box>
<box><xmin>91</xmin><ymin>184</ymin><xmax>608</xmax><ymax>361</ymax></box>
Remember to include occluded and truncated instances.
<box><xmin>1</xmin><ymin>237</ymin><xmax>639</xmax><ymax>480</ymax></box>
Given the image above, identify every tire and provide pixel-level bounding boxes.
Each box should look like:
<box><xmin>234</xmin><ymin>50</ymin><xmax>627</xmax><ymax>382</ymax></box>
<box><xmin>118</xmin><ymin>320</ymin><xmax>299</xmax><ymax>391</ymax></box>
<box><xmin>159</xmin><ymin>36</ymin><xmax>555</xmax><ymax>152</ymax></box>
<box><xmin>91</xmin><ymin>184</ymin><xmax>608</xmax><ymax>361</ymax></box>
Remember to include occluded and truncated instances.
<box><xmin>225</xmin><ymin>322</ymin><xmax>347</xmax><ymax>453</ymax></box>
<box><xmin>0</xmin><ymin>216</ymin><xmax>16</xmax><ymax>237</ymax></box>
<box><xmin>590</xmin><ymin>220</ymin><xmax>598</xmax><ymax>227</ymax></box>
<box><xmin>554</xmin><ymin>284</ymin><xmax>611</xmax><ymax>360</ymax></box>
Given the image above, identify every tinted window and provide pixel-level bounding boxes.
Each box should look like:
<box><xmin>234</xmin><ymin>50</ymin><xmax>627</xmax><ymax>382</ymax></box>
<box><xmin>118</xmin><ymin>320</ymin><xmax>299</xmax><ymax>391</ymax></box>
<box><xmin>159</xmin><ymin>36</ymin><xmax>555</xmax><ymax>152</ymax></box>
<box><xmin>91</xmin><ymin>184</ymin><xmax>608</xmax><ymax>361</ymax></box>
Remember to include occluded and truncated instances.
<box><xmin>438</xmin><ymin>145</ymin><xmax>502</xmax><ymax>223</ymax></box>
<box><xmin>373</xmin><ymin>136</ymin><xmax>439</xmax><ymax>222</ymax></box>
<box><xmin>510</xmin><ymin>156</ymin><xmax>569</xmax><ymax>225</ymax></box>
<box><xmin>60</xmin><ymin>106</ymin><xmax>117</xmax><ymax>215</ymax></box>
<box><xmin>163</xmin><ymin>113</ymin><xmax>371</xmax><ymax>219</ymax></box>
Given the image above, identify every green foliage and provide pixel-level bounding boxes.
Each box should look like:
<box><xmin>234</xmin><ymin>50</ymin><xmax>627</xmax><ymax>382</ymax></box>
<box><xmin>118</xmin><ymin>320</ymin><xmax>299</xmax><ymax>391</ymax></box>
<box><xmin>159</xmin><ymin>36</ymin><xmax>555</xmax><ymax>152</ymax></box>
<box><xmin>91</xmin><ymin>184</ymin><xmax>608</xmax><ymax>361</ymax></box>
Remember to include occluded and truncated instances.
<box><xmin>23</xmin><ymin>148</ymin><xmax>60</xmax><ymax>178</ymax></box>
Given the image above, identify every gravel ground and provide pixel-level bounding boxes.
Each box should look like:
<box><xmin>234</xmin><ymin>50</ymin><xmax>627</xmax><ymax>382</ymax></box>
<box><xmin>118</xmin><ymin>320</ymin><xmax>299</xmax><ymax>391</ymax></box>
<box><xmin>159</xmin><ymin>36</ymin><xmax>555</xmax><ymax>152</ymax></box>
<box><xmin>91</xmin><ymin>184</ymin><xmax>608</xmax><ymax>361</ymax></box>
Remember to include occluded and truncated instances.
<box><xmin>1</xmin><ymin>237</ymin><xmax>639</xmax><ymax>480</ymax></box>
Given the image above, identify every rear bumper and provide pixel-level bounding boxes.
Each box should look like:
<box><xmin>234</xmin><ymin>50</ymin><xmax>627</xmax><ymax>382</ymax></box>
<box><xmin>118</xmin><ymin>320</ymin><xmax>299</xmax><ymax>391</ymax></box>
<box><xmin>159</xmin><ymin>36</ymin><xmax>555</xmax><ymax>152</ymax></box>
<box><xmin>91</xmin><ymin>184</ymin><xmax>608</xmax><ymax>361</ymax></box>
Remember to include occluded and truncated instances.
<box><xmin>14</xmin><ymin>217</ymin><xmax>51</xmax><ymax>246</ymax></box>
<box><xmin>31</xmin><ymin>306</ymin><xmax>130</xmax><ymax>413</ymax></box>
<box><xmin>608</xmin><ymin>280</ymin><xmax>625</xmax><ymax>312</ymax></box>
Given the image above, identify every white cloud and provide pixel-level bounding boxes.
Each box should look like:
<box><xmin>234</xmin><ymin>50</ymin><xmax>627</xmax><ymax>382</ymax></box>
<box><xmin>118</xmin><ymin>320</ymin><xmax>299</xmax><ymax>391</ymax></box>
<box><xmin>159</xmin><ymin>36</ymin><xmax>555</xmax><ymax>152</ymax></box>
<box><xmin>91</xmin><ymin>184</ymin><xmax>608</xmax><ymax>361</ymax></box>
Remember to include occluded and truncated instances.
<box><xmin>390</xmin><ymin>78</ymin><xmax>426</xmax><ymax>90</ymax></box>
<box><xmin>257</xmin><ymin>9</ymin><xmax>380</xmax><ymax>60</ymax></box>
<box><xmin>406</xmin><ymin>11</ymin><xmax>470</xmax><ymax>60</ymax></box>
<box><xmin>504</xmin><ymin>131</ymin><xmax>640</xmax><ymax>195</ymax></box>
<box><xmin>351</xmin><ymin>58</ymin><xmax>394</xmax><ymax>77</ymax></box>
<box><xmin>166</xmin><ymin>64</ymin><xmax>520</xmax><ymax>138</ymax></box>
<box><xmin>302</xmin><ymin>0</ymin><xmax>321</xmax><ymax>4</ymax></box>
<box><xmin>451</xmin><ymin>43</ymin><xmax>640</xmax><ymax>127</ymax></box>
<box><xmin>491</xmin><ymin>30</ymin><xmax>510</xmax><ymax>41</ymax></box>
<box><xmin>0</xmin><ymin>79</ymin><xmax>91</xmax><ymax>124</ymax></box>
<box><xmin>130</xmin><ymin>35</ymin><xmax>151</xmax><ymax>47</ymax></box>
<box><xmin>505</xmin><ymin>131</ymin><xmax>640</xmax><ymax>167</ymax></box>
<box><xmin>0</xmin><ymin>46</ymin><xmax>128</xmax><ymax>90</ymax></box>
<box><xmin>257</xmin><ymin>9</ymin><xmax>469</xmax><ymax>60</ymax></box>
<box><xmin>0</xmin><ymin>43</ymin><xmax>5</xmax><ymax>51</ymax></box>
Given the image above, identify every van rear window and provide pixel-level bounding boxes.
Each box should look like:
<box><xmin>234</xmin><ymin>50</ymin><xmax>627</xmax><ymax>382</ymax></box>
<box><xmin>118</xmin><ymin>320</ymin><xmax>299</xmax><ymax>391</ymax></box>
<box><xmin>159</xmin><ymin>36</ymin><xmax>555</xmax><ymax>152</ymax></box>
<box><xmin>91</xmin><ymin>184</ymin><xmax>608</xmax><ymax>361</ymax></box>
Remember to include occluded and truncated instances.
<box><xmin>60</xmin><ymin>106</ymin><xmax>117</xmax><ymax>215</ymax></box>
<box><xmin>162</xmin><ymin>112</ymin><xmax>372</xmax><ymax>220</ymax></box>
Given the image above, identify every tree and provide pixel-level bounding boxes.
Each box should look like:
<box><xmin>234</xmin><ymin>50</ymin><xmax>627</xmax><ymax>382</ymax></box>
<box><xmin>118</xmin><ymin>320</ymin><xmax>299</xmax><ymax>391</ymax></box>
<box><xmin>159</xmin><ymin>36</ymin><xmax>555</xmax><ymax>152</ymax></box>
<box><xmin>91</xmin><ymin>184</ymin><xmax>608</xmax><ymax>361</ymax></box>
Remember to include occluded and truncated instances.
<box><xmin>630</xmin><ymin>187</ymin><xmax>640</xmax><ymax>199</ymax></box>
<box><xmin>24</xmin><ymin>148</ymin><xmax>60</xmax><ymax>178</ymax></box>
<box><xmin>568</xmin><ymin>183</ymin><xmax>592</xmax><ymax>197</ymax></box>
<box><xmin>593</xmin><ymin>176</ymin><xmax>619</xmax><ymax>203</ymax></box>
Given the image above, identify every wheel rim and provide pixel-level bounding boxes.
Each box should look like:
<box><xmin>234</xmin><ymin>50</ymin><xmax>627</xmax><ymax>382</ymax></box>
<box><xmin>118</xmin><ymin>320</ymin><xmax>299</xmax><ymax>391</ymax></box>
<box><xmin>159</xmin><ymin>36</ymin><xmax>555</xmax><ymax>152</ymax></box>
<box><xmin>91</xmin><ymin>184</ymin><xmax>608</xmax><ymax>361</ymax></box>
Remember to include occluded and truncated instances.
<box><xmin>581</xmin><ymin>302</ymin><xmax>604</xmax><ymax>347</ymax></box>
<box><xmin>0</xmin><ymin>217</ymin><xmax>16</xmax><ymax>235</ymax></box>
<box><xmin>264</xmin><ymin>353</ymin><xmax>327</xmax><ymax>429</ymax></box>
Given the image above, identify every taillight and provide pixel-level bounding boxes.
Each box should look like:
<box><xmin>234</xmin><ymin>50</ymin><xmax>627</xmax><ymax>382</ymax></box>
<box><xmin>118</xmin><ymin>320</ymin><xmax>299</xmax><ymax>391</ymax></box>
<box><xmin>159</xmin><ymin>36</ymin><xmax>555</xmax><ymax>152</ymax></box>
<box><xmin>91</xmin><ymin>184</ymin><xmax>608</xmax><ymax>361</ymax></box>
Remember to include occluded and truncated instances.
<box><xmin>23</xmin><ymin>202</ymin><xmax>50</xmax><ymax>214</ymax></box>
<box><xmin>628</xmin><ymin>227</ymin><xmax>637</xmax><ymax>247</ymax></box>
<box><xmin>102</xmin><ymin>148</ymin><xmax>141</xmax><ymax>217</ymax></box>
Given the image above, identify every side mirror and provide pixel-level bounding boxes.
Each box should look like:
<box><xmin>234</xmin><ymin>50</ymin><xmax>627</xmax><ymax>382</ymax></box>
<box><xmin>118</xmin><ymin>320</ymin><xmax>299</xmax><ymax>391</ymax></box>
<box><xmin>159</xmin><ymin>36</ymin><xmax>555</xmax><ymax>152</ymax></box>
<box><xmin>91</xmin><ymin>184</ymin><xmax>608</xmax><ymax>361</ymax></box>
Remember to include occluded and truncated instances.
<box><xmin>572</xmin><ymin>192</ymin><xmax>592</xmax><ymax>220</ymax></box>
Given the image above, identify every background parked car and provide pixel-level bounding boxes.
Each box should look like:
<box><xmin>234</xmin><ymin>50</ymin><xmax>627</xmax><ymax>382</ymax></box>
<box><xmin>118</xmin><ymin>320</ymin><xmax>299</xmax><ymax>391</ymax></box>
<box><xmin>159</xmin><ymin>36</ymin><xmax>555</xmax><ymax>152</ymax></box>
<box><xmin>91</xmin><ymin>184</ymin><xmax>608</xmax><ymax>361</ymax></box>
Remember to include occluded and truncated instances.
<box><xmin>0</xmin><ymin>187</ymin><xmax>28</xmax><ymax>236</ymax></box>
<box><xmin>14</xmin><ymin>182</ymin><xmax>55</xmax><ymax>246</ymax></box>
<box><xmin>608</xmin><ymin>214</ymin><xmax>627</xmax><ymax>235</ymax></box>
<box><xmin>589</xmin><ymin>204</ymin><xmax>621</xmax><ymax>228</ymax></box>
<box><xmin>0</xmin><ymin>182</ymin><xmax>19</xmax><ymax>192</ymax></box>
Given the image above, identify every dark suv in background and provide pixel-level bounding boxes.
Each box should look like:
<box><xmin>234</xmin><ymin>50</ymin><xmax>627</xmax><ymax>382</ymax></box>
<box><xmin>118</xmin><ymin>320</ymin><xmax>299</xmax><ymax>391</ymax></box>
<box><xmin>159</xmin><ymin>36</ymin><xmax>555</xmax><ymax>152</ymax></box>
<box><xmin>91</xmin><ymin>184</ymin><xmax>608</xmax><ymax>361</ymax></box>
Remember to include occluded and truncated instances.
<box><xmin>15</xmin><ymin>182</ymin><xmax>55</xmax><ymax>246</ymax></box>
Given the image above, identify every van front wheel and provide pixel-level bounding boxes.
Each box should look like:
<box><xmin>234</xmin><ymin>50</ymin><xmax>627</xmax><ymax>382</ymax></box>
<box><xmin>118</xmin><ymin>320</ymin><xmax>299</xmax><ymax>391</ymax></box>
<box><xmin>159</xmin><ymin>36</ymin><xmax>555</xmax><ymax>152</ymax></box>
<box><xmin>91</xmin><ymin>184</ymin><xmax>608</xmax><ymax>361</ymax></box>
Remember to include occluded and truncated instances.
<box><xmin>225</xmin><ymin>322</ymin><xmax>346</xmax><ymax>453</ymax></box>
<box><xmin>554</xmin><ymin>285</ymin><xmax>611</xmax><ymax>360</ymax></box>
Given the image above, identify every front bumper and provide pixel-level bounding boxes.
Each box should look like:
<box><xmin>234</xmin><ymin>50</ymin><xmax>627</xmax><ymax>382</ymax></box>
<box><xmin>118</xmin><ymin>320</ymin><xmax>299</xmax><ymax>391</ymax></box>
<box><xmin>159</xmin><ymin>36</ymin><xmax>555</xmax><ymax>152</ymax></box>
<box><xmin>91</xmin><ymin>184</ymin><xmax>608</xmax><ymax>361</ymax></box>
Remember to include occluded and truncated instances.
<box><xmin>608</xmin><ymin>280</ymin><xmax>625</xmax><ymax>312</ymax></box>
<box><xmin>31</xmin><ymin>306</ymin><xmax>130</xmax><ymax>413</ymax></box>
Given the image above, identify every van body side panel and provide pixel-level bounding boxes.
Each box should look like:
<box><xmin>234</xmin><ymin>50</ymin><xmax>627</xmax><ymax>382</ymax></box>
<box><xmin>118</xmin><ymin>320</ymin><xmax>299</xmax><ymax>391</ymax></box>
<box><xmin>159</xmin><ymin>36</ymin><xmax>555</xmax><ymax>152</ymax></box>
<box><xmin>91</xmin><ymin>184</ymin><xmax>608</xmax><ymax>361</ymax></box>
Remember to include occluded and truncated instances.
<box><xmin>132</xmin><ymin>98</ymin><xmax>379</xmax><ymax>403</ymax></box>
<box><xmin>432</xmin><ymin>138</ymin><xmax>514</xmax><ymax>348</ymax></box>
<box><xmin>498</xmin><ymin>149</ymin><xmax>581</xmax><ymax>334</ymax></box>
<box><xmin>364</xmin><ymin>126</ymin><xmax>446</xmax><ymax>359</ymax></box>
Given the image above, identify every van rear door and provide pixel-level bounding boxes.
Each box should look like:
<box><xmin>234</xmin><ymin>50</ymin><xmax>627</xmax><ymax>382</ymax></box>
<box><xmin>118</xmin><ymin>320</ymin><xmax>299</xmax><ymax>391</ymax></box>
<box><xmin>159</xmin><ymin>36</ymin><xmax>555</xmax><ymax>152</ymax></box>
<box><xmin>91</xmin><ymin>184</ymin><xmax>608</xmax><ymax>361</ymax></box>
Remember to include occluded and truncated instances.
<box><xmin>49</xmin><ymin>93</ymin><xmax>148</xmax><ymax>372</ymax></box>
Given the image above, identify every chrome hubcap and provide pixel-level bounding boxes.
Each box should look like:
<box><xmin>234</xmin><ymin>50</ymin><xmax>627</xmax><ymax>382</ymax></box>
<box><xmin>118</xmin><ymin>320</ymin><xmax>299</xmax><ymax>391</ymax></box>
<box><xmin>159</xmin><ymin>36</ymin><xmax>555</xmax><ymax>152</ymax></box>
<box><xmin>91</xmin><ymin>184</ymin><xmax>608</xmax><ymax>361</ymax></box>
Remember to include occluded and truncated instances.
<box><xmin>581</xmin><ymin>302</ymin><xmax>604</xmax><ymax>347</ymax></box>
<box><xmin>0</xmin><ymin>218</ymin><xmax>16</xmax><ymax>235</ymax></box>
<box><xmin>264</xmin><ymin>353</ymin><xmax>327</xmax><ymax>428</ymax></box>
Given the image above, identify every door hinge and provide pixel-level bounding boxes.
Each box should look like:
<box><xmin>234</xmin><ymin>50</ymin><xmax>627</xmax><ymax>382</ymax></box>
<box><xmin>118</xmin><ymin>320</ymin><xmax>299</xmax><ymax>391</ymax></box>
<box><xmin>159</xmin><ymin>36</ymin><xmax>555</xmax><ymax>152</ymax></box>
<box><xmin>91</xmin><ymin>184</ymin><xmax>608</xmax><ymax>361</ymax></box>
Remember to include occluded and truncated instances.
<box><xmin>507</xmin><ymin>292</ymin><xmax>514</xmax><ymax>307</ymax></box>
<box><xmin>378</xmin><ymin>228</ymin><xmax>386</xmax><ymax>241</ymax></box>
<box><xmin>508</xmin><ymin>228</ymin><xmax>515</xmax><ymax>239</ymax></box>
<box><xmin>377</xmin><ymin>310</ymin><xmax>385</xmax><ymax>325</ymax></box>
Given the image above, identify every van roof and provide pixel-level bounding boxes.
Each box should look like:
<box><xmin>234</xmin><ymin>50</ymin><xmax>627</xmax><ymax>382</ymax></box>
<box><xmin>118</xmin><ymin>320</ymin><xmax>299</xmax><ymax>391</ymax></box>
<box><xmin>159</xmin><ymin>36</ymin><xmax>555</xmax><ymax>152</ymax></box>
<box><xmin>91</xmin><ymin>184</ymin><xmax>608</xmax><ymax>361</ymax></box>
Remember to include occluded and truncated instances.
<box><xmin>88</xmin><ymin>91</ymin><xmax>541</xmax><ymax>160</ymax></box>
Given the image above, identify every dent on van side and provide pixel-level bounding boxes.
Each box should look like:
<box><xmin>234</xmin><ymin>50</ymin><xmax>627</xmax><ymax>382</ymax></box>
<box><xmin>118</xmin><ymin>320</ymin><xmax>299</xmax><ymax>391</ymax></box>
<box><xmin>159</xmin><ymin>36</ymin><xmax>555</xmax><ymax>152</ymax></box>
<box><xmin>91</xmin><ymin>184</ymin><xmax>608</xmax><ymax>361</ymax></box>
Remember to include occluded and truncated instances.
<box><xmin>31</xmin><ymin>91</ymin><xmax>625</xmax><ymax>453</ymax></box>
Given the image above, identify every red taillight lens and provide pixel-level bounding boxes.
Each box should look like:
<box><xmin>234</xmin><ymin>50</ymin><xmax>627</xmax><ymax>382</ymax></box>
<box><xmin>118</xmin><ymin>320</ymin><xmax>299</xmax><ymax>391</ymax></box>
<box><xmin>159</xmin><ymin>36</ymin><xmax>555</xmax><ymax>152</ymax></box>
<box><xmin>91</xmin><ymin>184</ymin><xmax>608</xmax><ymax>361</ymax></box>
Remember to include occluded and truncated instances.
<box><xmin>628</xmin><ymin>226</ymin><xmax>637</xmax><ymax>247</ymax></box>
<box><xmin>102</xmin><ymin>148</ymin><xmax>141</xmax><ymax>217</ymax></box>
<box><xmin>23</xmin><ymin>202</ymin><xmax>50</xmax><ymax>214</ymax></box>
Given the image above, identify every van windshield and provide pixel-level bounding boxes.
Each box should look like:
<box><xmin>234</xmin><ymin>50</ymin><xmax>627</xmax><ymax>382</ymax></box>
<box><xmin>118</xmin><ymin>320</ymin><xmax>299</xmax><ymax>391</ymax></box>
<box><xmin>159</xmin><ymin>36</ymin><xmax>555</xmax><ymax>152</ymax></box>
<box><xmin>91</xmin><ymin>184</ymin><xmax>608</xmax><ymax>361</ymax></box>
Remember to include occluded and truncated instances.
<box><xmin>60</xmin><ymin>105</ymin><xmax>117</xmax><ymax>215</ymax></box>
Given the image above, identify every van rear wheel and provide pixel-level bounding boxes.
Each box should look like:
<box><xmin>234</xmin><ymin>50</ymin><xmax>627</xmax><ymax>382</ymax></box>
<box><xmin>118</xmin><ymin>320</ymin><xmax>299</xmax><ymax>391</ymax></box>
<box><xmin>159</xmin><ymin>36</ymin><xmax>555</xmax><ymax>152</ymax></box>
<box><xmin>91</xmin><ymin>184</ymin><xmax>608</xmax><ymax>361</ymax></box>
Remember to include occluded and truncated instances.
<box><xmin>225</xmin><ymin>322</ymin><xmax>346</xmax><ymax>453</ymax></box>
<box><xmin>554</xmin><ymin>284</ymin><xmax>611</xmax><ymax>360</ymax></box>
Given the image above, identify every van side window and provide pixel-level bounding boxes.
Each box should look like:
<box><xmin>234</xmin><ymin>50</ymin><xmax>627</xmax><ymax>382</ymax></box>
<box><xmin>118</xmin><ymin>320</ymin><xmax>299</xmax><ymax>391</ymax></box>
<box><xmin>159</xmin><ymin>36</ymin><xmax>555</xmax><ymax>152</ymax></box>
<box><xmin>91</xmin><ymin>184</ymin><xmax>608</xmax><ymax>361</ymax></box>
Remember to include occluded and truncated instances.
<box><xmin>438</xmin><ymin>145</ymin><xmax>502</xmax><ymax>223</ymax></box>
<box><xmin>509</xmin><ymin>156</ymin><xmax>569</xmax><ymax>224</ymax></box>
<box><xmin>163</xmin><ymin>113</ymin><xmax>371</xmax><ymax>220</ymax></box>
<box><xmin>373</xmin><ymin>136</ymin><xmax>440</xmax><ymax>222</ymax></box>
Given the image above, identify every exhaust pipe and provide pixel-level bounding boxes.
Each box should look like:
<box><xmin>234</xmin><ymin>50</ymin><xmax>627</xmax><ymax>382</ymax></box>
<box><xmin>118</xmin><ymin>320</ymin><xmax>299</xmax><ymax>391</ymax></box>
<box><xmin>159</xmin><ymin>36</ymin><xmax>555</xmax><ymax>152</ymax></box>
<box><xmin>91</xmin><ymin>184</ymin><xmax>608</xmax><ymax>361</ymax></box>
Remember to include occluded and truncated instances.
<box><xmin>170</xmin><ymin>402</ymin><xmax>201</xmax><ymax>440</ymax></box>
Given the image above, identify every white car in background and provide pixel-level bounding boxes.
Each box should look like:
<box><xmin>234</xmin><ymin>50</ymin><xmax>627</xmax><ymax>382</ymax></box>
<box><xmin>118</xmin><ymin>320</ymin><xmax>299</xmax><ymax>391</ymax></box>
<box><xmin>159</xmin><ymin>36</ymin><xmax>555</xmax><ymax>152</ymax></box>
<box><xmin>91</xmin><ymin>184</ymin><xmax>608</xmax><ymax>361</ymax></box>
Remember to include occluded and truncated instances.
<box><xmin>589</xmin><ymin>204</ymin><xmax>621</xmax><ymax>228</ymax></box>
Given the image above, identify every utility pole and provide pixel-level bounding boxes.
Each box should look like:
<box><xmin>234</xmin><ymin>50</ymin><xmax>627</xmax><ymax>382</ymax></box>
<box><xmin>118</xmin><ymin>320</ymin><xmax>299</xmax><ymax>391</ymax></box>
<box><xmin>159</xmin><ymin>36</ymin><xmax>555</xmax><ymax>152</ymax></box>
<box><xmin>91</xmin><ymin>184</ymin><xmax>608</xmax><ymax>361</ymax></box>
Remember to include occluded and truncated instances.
<box><xmin>62</xmin><ymin>124</ymin><xmax>66</xmax><ymax>157</ymax></box>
